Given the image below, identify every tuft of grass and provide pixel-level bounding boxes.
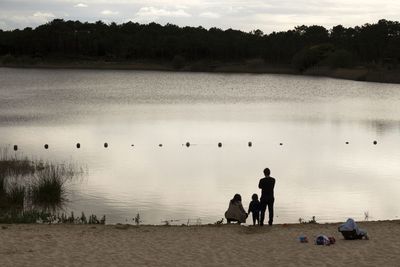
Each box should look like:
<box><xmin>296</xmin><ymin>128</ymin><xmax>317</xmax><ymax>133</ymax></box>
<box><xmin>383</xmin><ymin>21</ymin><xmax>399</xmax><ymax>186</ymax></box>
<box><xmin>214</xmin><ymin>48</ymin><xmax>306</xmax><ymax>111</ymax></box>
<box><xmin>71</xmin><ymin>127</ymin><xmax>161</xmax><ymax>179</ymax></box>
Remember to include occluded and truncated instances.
<box><xmin>0</xmin><ymin>174</ymin><xmax>6</xmax><ymax>200</ymax></box>
<box><xmin>0</xmin><ymin>210</ymin><xmax>106</xmax><ymax>224</ymax></box>
<box><xmin>308</xmin><ymin>216</ymin><xmax>317</xmax><ymax>224</ymax></box>
<box><xmin>163</xmin><ymin>220</ymin><xmax>170</xmax><ymax>226</ymax></box>
<box><xmin>299</xmin><ymin>216</ymin><xmax>318</xmax><ymax>224</ymax></box>
<box><xmin>0</xmin><ymin>148</ymin><xmax>35</xmax><ymax>177</ymax></box>
<box><xmin>214</xmin><ymin>218</ymin><xmax>224</xmax><ymax>225</ymax></box>
<box><xmin>5</xmin><ymin>183</ymin><xmax>25</xmax><ymax>209</ymax></box>
<box><xmin>0</xmin><ymin>147</ymin><xmax>102</xmax><ymax>225</ymax></box>
<box><xmin>31</xmin><ymin>166</ymin><xmax>66</xmax><ymax>208</ymax></box>
<box><xmin>30</xmin><ymin>163</ymin><xmax>76</xmax><ymax>210</ymax></box>
<box><xmin>364</xmin><ymin>211</ymin><xmax>369</xmax><ymax>221</ymax></box>
<box><xmin>1</xmin><ymin>175</ymin><xmax>26</xmax><ymax>211</ymax></box>
<box><xmin>80</xmin><ymin>212</ymin><xmax>87</xmax><ymax>224</ymax></box>
<box><xmin>0</xmin><ymin>209</ymin><xmax>52</xmax><ymax>224</ymax></box>
<box><xmin>133</xmin><ymin>213</ymin><xmax>141</xmax><ymax>226</ymax></box>
<box><xmin>89</xmin><ymin>214</ymin><xmax>105</xmax><ymax>224</ymax></box>
<box><xmin>0</xmin><ymin>157</ymin><xmax>35</xmax><ymax>178</ymax></box>
<box><xmin>1</xmin><ymin>148</ymin><xmax>75</xmax><ymax>212</ymax></box>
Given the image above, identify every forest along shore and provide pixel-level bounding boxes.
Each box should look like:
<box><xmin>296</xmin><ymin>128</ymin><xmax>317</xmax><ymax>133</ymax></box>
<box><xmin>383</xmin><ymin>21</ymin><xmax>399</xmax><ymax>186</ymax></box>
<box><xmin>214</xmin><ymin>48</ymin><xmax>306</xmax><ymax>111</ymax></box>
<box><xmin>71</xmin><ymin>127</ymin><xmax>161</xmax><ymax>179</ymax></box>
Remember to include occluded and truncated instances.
<box><xmin>2</xmin><ymin>19</ymin><xmax>400</xmax><ymax>84</ymax></box>
<box><xmin>0</xmin><ymin>220</ymin><xmax>399</xmax><ymax>266</ymax></box>
<box><xmin>1</xmin><ymin>62</ymin><xmax>400</xmax><ymax>84</ymax></box>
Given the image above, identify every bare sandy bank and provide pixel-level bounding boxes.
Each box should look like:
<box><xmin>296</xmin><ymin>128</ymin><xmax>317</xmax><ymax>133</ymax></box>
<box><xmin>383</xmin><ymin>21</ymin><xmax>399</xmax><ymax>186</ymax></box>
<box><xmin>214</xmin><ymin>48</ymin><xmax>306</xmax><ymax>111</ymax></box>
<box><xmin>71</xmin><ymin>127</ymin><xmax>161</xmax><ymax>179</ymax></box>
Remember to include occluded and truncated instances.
<box><xmin>1</xmin><ymin>220</ymin><xmax>399</xmax><ymax>267</ymax></box>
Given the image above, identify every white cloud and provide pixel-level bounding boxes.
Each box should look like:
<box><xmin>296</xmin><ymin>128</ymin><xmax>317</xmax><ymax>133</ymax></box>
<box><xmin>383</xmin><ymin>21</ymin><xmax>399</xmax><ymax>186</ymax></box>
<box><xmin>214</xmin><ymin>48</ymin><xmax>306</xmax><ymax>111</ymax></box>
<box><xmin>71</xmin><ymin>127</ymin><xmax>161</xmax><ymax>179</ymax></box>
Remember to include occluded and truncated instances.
<box><xmin>135</xmin><ymin>6</ymin><xmax>191</xmax><ymax>21</ymax></box>
<box><xmin>101</xmin><ymin>10</ymin><xmax>119</xmax><ymax>15</ymax></box>
<box><xmin>0</xmin><ymin>20</ymin><xmax>7</xmax><ymax>29</ymax></box>
<box><xmin>199</xmin><ymin>12</ymin><xmax>220</xmax><ymax>19</ymax></box>
<box><xmin>74</xmin><ymin>3</ymin><xmax>88</xmax><ymax>8</ymax></box>
<box><xmin>174</xmin><ymin>4</ymin><xmax>190</xmax><ymax>10</ymax></box>
<box><xmin>226</xmin><ymin>6</ymin><xmax>245</xmax><ymax>14</ymax></box>
<box><xmin>0</xmin><ymin>12</ymin><xmax>55</xmax><ymax>29</ymax></box>
<box><xmin>33</xmin><ymin>12</ymin><xmax>55</xmax><ymax>19</ymax></box>
<box><xmin>1</xmin><ymin>0</ymin><xmax>400</xmax><ymax>32</ymax></box>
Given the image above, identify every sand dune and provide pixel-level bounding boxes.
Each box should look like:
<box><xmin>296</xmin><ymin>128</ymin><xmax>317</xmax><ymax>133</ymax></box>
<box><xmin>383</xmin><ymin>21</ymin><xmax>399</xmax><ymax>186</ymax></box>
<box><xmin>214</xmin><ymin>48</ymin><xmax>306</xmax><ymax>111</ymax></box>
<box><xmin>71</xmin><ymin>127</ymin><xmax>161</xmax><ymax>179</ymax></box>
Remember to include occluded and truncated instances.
<box><xmin>0</xmin><ymin>220</ymin><xmax>399</xmax><ymax>266</ymax></box>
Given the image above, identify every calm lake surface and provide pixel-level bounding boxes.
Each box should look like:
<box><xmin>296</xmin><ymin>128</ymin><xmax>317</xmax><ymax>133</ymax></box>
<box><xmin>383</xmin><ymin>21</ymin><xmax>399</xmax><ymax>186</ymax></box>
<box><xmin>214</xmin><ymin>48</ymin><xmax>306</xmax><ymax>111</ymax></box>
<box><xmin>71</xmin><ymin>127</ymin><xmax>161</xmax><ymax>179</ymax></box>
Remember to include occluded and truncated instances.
<box><xmin>1</xmin><ymin>67</ymin><xmax>400</xmax><ymax>224</ymax></box>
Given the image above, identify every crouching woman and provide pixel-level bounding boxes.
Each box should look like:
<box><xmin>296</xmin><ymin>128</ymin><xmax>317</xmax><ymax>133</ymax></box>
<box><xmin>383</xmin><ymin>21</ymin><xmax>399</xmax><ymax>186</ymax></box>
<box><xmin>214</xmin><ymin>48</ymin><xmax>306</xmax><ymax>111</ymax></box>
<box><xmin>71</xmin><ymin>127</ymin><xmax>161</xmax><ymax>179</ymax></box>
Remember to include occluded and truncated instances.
<box><xmin>225</xmin><ymin>194</ymin><xmax>247</xmax><ymax>224</ymax></box>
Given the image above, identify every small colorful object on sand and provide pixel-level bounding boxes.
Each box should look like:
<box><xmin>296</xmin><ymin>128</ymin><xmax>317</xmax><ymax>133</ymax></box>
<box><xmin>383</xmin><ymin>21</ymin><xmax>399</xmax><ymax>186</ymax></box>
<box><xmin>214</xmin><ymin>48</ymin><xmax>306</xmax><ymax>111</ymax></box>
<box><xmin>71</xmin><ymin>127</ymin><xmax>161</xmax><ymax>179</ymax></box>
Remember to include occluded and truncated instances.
<box><xmin>299</xmin><ymin>236</ymin><xmax>308</xmax><ymax>243</ymax></box>
<box><xmin>315</xmin><ymin>235</ymin><xmax>335</xmax><ymax>246</ymax></box>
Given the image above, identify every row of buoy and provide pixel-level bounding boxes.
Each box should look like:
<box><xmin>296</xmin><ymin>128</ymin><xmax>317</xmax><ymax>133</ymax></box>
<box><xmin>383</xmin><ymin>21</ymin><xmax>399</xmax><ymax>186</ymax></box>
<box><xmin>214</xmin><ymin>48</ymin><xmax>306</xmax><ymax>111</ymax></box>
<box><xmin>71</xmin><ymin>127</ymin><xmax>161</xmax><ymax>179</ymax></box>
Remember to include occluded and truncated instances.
<box><xmin>11</xmin><ymin>140</ymin><xmax>379</xmax><ymax>151</ymax></box>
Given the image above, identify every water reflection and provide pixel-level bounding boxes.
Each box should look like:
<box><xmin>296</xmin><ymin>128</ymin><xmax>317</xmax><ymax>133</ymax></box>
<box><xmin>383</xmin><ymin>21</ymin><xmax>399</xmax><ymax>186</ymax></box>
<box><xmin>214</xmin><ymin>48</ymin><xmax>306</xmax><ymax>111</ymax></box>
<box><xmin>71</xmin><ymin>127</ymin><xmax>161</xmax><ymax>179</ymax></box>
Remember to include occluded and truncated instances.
<box><xmin>1</xmin><ymin>68</ymin><xmax>400</xmax><ymax>224</ymax></box>
<box><xmin>365</xmin><ymin>119</ymin><xmax>400</xmax><ymax>135</ymax></box>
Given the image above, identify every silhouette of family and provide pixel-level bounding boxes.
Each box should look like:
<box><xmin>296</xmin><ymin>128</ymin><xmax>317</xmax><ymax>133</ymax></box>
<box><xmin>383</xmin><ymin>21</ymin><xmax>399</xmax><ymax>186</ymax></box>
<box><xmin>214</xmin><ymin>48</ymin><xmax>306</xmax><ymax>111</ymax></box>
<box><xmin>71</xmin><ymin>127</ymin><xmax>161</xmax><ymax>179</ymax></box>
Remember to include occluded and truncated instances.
<box><xmin>225</xmin><ymin>168</ymin><xmax>276</xmax><ymax>226</ymax></box>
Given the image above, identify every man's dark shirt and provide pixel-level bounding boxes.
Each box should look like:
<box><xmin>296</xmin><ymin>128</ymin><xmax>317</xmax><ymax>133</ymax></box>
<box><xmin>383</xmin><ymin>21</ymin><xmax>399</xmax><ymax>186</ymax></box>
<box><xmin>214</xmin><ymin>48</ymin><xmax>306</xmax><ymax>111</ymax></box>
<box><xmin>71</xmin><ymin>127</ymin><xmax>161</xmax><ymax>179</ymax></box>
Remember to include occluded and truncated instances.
<box><xmin>258</xmin><ymin>176</ymin><xmax>276</xmax><ymax>201</ymax></box>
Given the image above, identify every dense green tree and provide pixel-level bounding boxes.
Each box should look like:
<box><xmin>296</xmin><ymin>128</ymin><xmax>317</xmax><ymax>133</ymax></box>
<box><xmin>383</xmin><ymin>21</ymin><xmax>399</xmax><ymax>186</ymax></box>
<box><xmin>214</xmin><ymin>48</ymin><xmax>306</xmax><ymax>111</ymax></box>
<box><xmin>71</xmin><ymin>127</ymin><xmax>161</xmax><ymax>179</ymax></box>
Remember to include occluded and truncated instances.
<box><xmin>0</xmin><ymin>19</ymin><xmax>399</xmax><ymax>70</ymax></box>
<box><xmin>292</xmin><ymin>43</ymin><xmax>334</xmax><ymax>71</ymax></box>
<box><xmin>326</xmin><ymin>49</ymin><xmax>354</xmax><ymax>68</ymax></box>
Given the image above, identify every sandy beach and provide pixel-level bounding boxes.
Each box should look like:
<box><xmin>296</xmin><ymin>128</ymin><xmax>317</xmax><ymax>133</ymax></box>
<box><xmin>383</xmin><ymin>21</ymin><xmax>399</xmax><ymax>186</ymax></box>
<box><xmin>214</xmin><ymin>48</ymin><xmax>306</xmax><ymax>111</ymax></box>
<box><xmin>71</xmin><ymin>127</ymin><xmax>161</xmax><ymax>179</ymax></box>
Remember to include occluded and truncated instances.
<box><xmin>1</xmin><ymin>220</ymin><xmax>399</xmax><ymax>266</ymax></box>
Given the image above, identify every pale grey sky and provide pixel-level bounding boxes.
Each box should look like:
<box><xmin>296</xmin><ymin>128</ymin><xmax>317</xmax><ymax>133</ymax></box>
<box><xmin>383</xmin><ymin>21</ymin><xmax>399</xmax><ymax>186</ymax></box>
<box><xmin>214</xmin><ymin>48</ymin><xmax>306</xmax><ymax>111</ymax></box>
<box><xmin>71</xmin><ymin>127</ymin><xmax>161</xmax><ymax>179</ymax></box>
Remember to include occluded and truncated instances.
<box><xmin>0</xmin><ymin>0</ymin><xmax>399</xmax><ymax>32</ymax></box>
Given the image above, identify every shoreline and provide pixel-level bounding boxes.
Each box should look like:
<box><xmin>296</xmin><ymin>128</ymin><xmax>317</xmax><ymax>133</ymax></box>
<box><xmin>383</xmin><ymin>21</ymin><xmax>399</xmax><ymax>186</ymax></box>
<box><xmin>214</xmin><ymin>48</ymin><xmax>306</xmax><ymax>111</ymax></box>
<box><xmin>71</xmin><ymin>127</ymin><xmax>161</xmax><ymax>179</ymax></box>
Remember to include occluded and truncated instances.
<box><xmin>2</xmin><ymin>62</ymin><xmax>400</xmax><ymax>84</ymax></box>
<box><xmin>1</xmin><ymin>219</ymin><xmax>399</xmax><ymax>266</ymax></box>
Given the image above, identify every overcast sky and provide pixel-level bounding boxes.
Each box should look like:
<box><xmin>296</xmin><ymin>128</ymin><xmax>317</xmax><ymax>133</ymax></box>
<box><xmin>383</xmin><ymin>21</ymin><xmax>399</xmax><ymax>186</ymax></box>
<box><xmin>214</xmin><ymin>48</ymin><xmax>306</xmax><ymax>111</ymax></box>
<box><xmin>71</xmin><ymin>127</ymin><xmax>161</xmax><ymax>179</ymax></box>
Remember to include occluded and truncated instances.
<box><xmin>1</xmin><ymin>0</ymin><xmax>399</xmax><ymax>33</ymax></box>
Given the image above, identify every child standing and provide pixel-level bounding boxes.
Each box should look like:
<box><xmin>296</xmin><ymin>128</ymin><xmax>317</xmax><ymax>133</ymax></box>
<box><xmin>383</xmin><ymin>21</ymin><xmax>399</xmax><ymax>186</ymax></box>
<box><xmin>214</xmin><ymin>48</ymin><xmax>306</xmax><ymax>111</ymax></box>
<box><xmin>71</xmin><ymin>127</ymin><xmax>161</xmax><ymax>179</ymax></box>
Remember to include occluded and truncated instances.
<box><xmin>248</xmin><ymin>193</ymin><xmax>261</xmax><ymax>225</ymax></box>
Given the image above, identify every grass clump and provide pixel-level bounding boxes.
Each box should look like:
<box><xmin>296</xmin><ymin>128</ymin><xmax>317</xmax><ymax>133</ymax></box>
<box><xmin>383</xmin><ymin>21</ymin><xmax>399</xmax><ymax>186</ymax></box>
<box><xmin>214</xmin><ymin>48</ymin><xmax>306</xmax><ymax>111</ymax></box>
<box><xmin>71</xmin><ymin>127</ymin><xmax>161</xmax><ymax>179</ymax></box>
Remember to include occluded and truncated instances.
<box><xmin>0</xmin><ymin>210</ymin><xmax>106</xmax><ymax>224</ymax></box>
<box><xmin>5</xmin><ymin>183</ymin><xmax>25</xmax><ymax>208</ymax></box>
<box><xmin>0</xmin><ymin>147</ymin><xmax>87</xmax><ymax>223</ymax></box>
<box><xmin>31</xmin><ymin>164</ymin><xmax>69</xmax><ymax>209</ymax></box>
<box><xmin>298</xmin><ymin>216</ymin><xmax>318</xmax><ymax>224</ymax></box>
<box><xmin>0</xmin><ymin>210</ymin><xmax>52</xmax><ymax>224</ymax></box>
<box><xmin>133</xmin><ymin>213</ymin><xmax>141</xmax><ymax>226</ymax></box>
<box><xmin>0</xmin><ymin>180</ymin><xmax>25</xmax><ymax>210</ymax></box>
<box><xmin>0</xmin><ymin>147</ymin><xmax>109</xmax><ymax>225</ymax></box>
<box><xmin>0</xmin><ymin>148</ymin><xmax>35</xmax><ymax>177</ymax></box>
<box><xmin>0</xmin><ymin>147</ymin><xmax>78</xmax><ymax>211</ymax></box>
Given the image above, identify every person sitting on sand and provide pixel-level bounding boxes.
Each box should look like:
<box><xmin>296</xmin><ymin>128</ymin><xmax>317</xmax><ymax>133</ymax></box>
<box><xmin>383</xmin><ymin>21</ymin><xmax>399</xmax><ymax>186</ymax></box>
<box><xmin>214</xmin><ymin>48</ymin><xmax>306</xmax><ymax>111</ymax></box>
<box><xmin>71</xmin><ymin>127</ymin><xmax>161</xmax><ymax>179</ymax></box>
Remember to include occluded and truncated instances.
<box><xmin>248</xmin><ymin>193</ymin><xmax>261</xmax><ymax>226</ymax></box>
<box><xmin>225</xmin><ymin>194</ymin><xmax>247</xmax><ymax>224</ymax></box>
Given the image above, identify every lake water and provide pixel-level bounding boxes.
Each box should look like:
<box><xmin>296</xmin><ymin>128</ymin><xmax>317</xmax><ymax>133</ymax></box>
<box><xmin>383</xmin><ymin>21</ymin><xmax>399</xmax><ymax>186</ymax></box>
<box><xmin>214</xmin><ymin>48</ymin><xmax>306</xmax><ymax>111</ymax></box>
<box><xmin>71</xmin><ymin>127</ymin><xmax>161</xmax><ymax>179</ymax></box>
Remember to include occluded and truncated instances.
<box><xmin>1</xmin><ymin>67</ymin><xmax>400</xmax><ymax>225</ymax></box>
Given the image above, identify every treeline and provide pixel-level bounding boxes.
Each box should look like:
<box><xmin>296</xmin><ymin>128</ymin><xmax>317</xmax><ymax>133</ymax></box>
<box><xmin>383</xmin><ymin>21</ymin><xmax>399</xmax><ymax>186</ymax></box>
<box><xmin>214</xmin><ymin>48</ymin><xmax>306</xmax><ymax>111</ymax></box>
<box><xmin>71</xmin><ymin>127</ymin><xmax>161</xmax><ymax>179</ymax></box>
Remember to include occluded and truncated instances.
<box><xmin>0</xmin><ymin>19</ymin><xmax>399</xmax><ymax>71</ymax></box>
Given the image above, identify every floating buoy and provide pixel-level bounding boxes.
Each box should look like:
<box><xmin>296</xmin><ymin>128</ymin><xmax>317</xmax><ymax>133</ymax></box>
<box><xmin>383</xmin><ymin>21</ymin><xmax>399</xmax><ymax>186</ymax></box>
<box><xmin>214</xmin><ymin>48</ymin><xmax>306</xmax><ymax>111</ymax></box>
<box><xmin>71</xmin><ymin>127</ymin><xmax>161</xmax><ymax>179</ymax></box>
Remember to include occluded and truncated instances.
<box><xmin>345</xmin><ymin>141</ymin><xmax>349</xmax><ymax>144</ymax></box>
<box><xmin>186</xmin><ymin>142</ymin><xmax>190</xmax><ymax>147</ymax></box>
<box><xmin>279</xmin><ymin>143</ymin><xmax>283</xmax><ymax>146</ymax></box>
<box><xmin>248</xmin><ymin>141</ymin><xmax>252</xmax><ymax>147</ymax></box>
<box><xmin>131</xmin><ymin>144</ymin><xmax>134</xmax><ymax>147</ymax></box>
<box><xmin>44</xmin><ymin>144</ymin><xmax>49</xmax><ymax>149</ymax></box>
<box><xmin>13</xmin><ymin>145</ymin><xmax>18</xmax><ymax>151</ymax></box>
<box><xmin>159</xmin><ymin>144</ymin><xmax>163</xmax><ymax>147</ymax></box>
<box><xmin>76</xmin><ymin>143</ymin><xmax>80</xmax><ymax>148</ymax></box>
<box><xmin>218</xmin><ymin>142</ymin><xmax>222</xmax><ymax>147</ymax></box>
<box><xmin>104</xmin><ymin>143</ymin><xmax>108</xmax><ymax>148</ymax></box>
<box><xmin>373</xmin><ymin>140</ymin><xmax>377</xmax><ymax>145</ymax></box>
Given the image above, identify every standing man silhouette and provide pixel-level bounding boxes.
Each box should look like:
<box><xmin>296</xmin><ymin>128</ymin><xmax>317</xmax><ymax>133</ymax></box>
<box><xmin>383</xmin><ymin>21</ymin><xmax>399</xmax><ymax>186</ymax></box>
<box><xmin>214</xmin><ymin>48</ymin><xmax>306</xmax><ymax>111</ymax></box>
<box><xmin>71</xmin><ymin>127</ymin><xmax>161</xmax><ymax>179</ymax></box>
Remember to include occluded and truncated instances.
<box><xmin>258</xmin><ymin>168</ymin><xmax>276</xmax><ymax>226</ymax></box>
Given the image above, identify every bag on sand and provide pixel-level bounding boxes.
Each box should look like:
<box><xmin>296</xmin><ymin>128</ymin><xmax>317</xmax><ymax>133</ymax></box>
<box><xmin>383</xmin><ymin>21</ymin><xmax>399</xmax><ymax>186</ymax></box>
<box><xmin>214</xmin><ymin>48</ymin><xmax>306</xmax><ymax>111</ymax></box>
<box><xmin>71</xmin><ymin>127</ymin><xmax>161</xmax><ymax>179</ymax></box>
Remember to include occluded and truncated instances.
<box><xmin>315</xmin><ymin>235</ymin><xmax>335</xmax><ymax>246</ymax></box>
<box><xmin>338</xmin><ymin>218</ymin><xmax>369</xmax><ymax>240</ymax></box>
